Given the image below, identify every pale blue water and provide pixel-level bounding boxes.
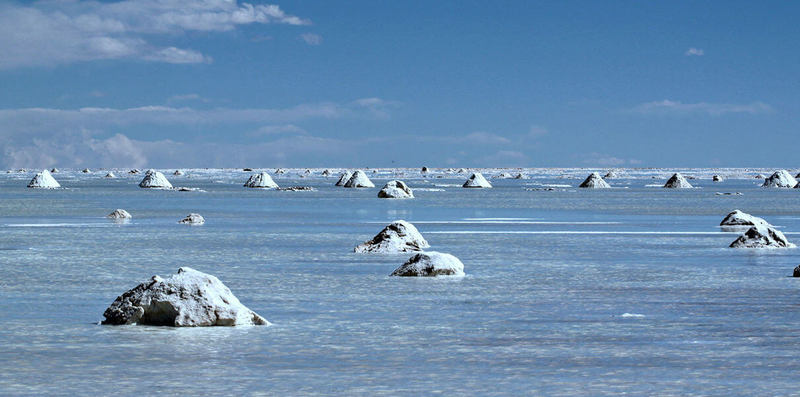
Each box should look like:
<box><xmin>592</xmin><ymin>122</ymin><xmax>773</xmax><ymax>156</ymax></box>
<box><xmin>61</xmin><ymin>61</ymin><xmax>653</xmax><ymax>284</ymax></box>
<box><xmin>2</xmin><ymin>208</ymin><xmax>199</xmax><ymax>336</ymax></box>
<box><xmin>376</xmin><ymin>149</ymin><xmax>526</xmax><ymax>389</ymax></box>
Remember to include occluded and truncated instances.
<box><xmin>1</xmin><ymin>169</ymin><xmax>800</xmax><ymax>396</ymax></box>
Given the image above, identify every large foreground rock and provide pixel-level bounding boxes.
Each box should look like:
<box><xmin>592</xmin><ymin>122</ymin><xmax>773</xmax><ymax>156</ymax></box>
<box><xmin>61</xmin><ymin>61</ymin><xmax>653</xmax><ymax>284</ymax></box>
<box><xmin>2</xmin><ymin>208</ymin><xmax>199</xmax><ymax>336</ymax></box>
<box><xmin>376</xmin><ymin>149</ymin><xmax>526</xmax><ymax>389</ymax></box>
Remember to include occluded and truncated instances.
<box><xmin>344</xmin><ymin>170</ymin><xmax>375</xmax><ymax>188</ymax></box>
<box><xmin>139</xmin><ymin>170</ymin><xmax>173</xmax><ymax>189</ymax></box>
<box><xmin>244</xmin><ymin>172</ymin><xmax>279</xmax><ymax>188</ymax></box>
<box><xmin>579</xmin><ymin>172</ymin><xmax>611</xmax><ymax>188</ymax></box>
<box><xmin>729</xmin><ymin>224</ymin><xmax>795</xmax><ymax>248</ymax></box>
<box><xmin>102</xmin><ymin>267</ymin><xmax>269</xmax><ymax>326</ymax></box>
<box><xmin>27</xmin><ymin>169</ymin><xmax>61</xmax><ymax>188</ymax></box>
<box><xmin>378</xmin><ymin>180</ymin><xmax>414</xmax><ymax>198</ymax></box>
<box><xmin>463</xmin><ymin>173</ymin><xmax>492</xmax><ymax>188</ymax></box>
<box><xmin>762</xmin><ymin>170</ymin><xmax>797</xmax><ymax>188</ymax></box>
<box><xmin>390</xmin><ymin>252</ymin><xmax>465</xmax><ymax>277</ymax></box>
<box><xmin>355</xmin><ymin>220</ymin><xmax>429</xmax><ymax>253</ymax></box>
<box><xmin>663</xmin><ymin>173</ymin><xmax>693</xmax><ymax>188</ymax></box>
<box><xmin>335</xmin><ymin>170</ymin><xmax>353</xmax><ymax>186</ymax></box>
<box><xmin>720</xmin><ymin>210</ymin><xmax>769</xmax><ymax>227</ymax></box>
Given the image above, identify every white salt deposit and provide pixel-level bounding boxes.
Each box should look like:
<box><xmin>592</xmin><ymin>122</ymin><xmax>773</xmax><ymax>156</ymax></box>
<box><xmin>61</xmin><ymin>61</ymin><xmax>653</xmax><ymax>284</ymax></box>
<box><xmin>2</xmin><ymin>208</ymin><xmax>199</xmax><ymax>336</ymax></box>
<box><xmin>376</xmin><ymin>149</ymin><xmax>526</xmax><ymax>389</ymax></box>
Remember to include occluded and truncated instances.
<box><xmin>378</xmin><ymin>180</ymin><xmax>414</xmax><ymax>198</ymax></box>
<box><xmin>344</xmin><ymin>170</ymin><xmax>375</xmax><ymax>188</ymax></box>
<box><xmin>720</xmin><ymin>210</ymin><xmax>769</xmax><ymax>227</ymax></box>
<box><xmin>463</xmin><ymin>173</ymin><xmax>492</xmax><ymax>188</ymax></box>
<box><xmin>139</xmin><ymin>170</ymin><xmax>173</xmax><ymax>189</ymax></box>
<box><xmin>762</xmin><ymin>170</ymin><xmax>797</xmax><ymax>188</ymax></box>
<box><xmin>729</xmin><ymin>224</ymin><xmax>795</xmax><ymax>248</ymax></box>
<box><xmin>354</xmin><ymin>220</ymin><xmax>429</xmax><ymax>253</ymax></box>
<box><xmin>663</xmin><ymin>173</ymin><xmax>693</xmax><ymax>188</ymax></box>
<box><xmin>27</xmin><ymin>169</ymin><xmax>61</xmax><ymax>189</ymax></box>
<box><xmin>244</xmin><ymin>172</ymin><xmax>279</xmax><ymax>188</ymax></box>
<box><xmin>105</xmin><ymin>172</ymin><xmax>116</xmax><ymax>178</ymax></box>
<box><xmin>390</xmin><ymin>252</ymin><xmax>465</xmax><ymax>277</ymax></box>
<box><xmin>179</xmin><ymin>213</ymin><xmax>205</xmax><ymax>225</ymax></box>
<box><xmin>107</xmin><ymin>209</ymin><xmax>132</xmax><ymax>219</ymax></box>
<box><xmin>335</xmin><ymin>171</ymin><xmax>353</xmax><ymax>186</ymax></box>
<box><xmin>579</xmin><ymin>172</ymin><xmax>611</xmax><ymax>188</ymax></box>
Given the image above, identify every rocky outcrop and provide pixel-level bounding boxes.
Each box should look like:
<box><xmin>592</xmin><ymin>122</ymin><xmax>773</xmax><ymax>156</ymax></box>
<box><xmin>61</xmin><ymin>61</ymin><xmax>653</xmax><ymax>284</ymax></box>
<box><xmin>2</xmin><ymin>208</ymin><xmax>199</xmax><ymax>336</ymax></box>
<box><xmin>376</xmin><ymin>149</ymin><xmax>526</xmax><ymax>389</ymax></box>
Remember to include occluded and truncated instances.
<box><xmin>390</xmin><ymin>252</ymin><xmax>465</xmax><ymax>277</ymax></box>
<box><xmin>421</xmin><ymin>166</ymin><xmax>429</xmax><ymax>174</ymax></box>
<box><xmin>762</xmin><ymin>170</ymin><xmax>797</xmax><ymax>188</ymax></box>
<box><xmin>729</xmin><ymin>224</ymin><xmax>795</xmax><ymax>248</ymax></box>
<box><xmin>378</xmin><ymin>180</ymin><xmax>414</xmax><ymax>198</ymax></box>
<box><xmin>101</xmin><ymin>267</ymin><xmax>269</xmax><ymax>326</ymax></box>
<box><xmin>663</xmin><ymin>173</ymin><xmax>692</xmax><ymax>188</ymax></box>
<box><xmin>335</xmin><ymin>171</ymin><xmax>353</xmax><ymax>186</ymax></box>
<box><xmin>354</xmin><ymin>220</ymin><xmax>429</xmax><ymax>253</ymax></box>
<box><xmin>463</xmin><ymin>173</ymin><xmax>492</xmax><ymax>188</ymax></box>
<box><xmin>720</xmin><ymin>210</ymin><xmax>769</xmax><ymax>228</ymax></box>
<box><xmin>107</xmin><ymin>209</ymin><xmax>132</xmax><ymax>219</ymax></box>
<box><xmin>793</xmin><ymin>265</ymin><xmax>800</xmax><ymax>277</ymax></box>
<box><xmin>244</xmin><ymin>172</ymin><xmax>279</xmax><ymax>188</ymax></box>
<box><xmin>27</xmin><ymin>169</ymin><xmax>61</xmax><ymax>188</ymax></box>
<box><xmin>179</xmin><ymin>213</ymin><xmax>205</xmax><ymax>225</ymax></box>
<box><xmin>579</xmin><ymin>172</ymin><xmax>611</xmax><ymax>188</ymax></box>
<box><xmin>344</xmin><ymin>170</ymin><xmax>375</xmax><ymax>188</ymax></box>
<box><xmin>139</xmin><ymin>170</ymin><xmax>173</xmax><ymax>189</ymax></box>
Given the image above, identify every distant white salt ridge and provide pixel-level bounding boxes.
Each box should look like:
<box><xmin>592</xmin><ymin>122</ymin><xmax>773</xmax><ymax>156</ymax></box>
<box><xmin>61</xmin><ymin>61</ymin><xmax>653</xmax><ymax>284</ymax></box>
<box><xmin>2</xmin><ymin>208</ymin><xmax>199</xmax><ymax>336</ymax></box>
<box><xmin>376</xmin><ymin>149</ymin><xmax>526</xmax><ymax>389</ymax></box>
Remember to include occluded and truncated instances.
<box><xmin>390</xmin><ymin>252</ymin><xmax>465</xmax><ymax>277</ymax></box>
<box><xmin>463</xmin><ymin>173</ymin><xmax>492</xmax><ymax>188</ymax></box>
<box><xmin>27</xmin><ymin>169</ymin><xmax>61</xmax><ymax>188</ymax></box>
<box><xmin>244</xmin><ymin>172</ymin><xmax>278</xmax><ymax>188</ymax></box>
<box><xmin>139</xmin><ymin>170</ymin><xmax>173</xmax><ymax>189</ymax></box>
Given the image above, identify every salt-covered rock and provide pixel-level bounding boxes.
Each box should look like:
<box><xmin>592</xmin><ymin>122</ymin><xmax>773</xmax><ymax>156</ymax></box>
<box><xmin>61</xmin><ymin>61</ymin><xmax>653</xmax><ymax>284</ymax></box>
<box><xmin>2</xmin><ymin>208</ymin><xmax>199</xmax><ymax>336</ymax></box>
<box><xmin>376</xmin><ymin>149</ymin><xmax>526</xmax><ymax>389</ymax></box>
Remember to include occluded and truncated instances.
<box><xmin>456</xmin><ymin>168</ymin><xmax>467</xmax><ymax>174</ymax></box>
<box><xmin>275</xmin><ymin>168</ymin><xmax>286</xmax><ymax>174</ymax></box>
<box><xmin>50</xmin><ymin>168</ymin><xmax>59</xmax><ymax>173</ymax></box>
<box><xmin>463</xmin><ymin>173</ymin><xmax>492</xmax><ymax>188</ymax></box>
<box><xmin>712</xmin><ymin>175</ymin><xmax>723</xmax><ymax>182</ymax></box>
<box><xmin>242</xmin><ymin>168</ymin><xmax>253</xmax><ymax>172</ymax></box>
<box><xmin>354</xmin><ymin>220</ymin><xmax>429</xmax><ymax>253</ymax></box>
<box><xmin>663</xmin><ymin>173</ymin><xmax>692</xmax><ymax>188</ymax></box>
<box><xmin>322</xmin><ymin>169</ymin><xmax>332</xmax><ymax>177</ymax></box>
<box><xmin>129</xmin><ymin>169</ymin><xmax>140</xmax><ymax>174</ymax></box>
<box><xmin>27</xmin><ymin>169</ymin><xmax>61</xmax><ymax>188</ymax></box>
<box><xmin>494</xmin><ymin>172</ymin><xmax>513</xmax><ymax>179</ymax></box>
<box><xmin>390</xmin><ymin>252</ymin><xmax>465</xmax><ymax>277</ymax></box>
<box><xmin>139</xmin><ymin>170</ymin><xmax>173</xmax><ymax>189</ymax></box>
<box><xmin>173</xmin><ymin>170</ymin><xmax>184</xmax><ymax>176</ymax></box>
<box><xmin>579</xmin><ymin>172</ymin><xmax>611</xmax><ymax>188</ymax></box>
<box><xmin>514</xmin><ymin>173</ymin><xmax>527</xmax><ymax>179</ymax></box>
<box><xmin>730</xmin><ymin>224</ymin><xmax>795</xmax><ymax>248</ymax></box>
<box><xmin>82</xmin><ymin>168</ymin><xmax>90</xmax><ymax>173</ymax></box>
<box><xmin>604</xmin><ymin>170</ymin><xmax>619</xmax><ymax>179</ymax></box>
<box><xmin>793</xmin><ymin>265</ymin><xmax>800</xmax><ymax>277</ymax></box>
<box><xmin>720</xmin><ymin>210</ymin><xmax>770</xmax><ymax>228</ymax></box>
<box><xmin>276</xmin><ymin>186</ymin><xmax>314</xmax><ymax>191</ymax></box>
<box><xmin>101</xmin><ymin>267</ymin><xmax>268</xmax><ymax>326</ymax></box>
<box><xmin>179</xmin><ymin>213</ymin><xmax>205</xmax><ymax>225</ymax></box>
<box><xmin>107</xmin><ymin>209</ymin><xmax>132</xmax><ymax>219</ymax></box>
<box><xmin>421</xmin><ymin>166</ymin><xmax>429</xmax><ymax>174</ymax></box>
<box><xmin>244</xmin><ymin>172</ymin><xmax>279</xmax><ymax>188</ymax></box>
<box><xmin>378</xmin><ymin>180</ymin><xmax>414</xmax><ymax>199</ymax></box>
<box><xmin>795</xmin><ymin>172</ymin><xmax>800</xmax><ymax>179</ymax></box>
<box><xmin>762</xmin><ymin>170</ymin><xmax>797</xmax><ymax>188</ymax></box>
<box><xmin>335</xmin><ymin>171</ymin><xmax>353</xmax><ymax>186</ymax></box>
<box><xmin>344</xmin><ymin>170</ymin><xmax>375</xmax><ymax>188</ymax></box>
<box><xmin>105</xmin><ymin>172</ymin><xmax>116</xmax><ymax>178</ymax></box>
<box><xmin>755</xmin><ymin>174</ymin><xmax>765</xmax><ymax>179</ymax></box>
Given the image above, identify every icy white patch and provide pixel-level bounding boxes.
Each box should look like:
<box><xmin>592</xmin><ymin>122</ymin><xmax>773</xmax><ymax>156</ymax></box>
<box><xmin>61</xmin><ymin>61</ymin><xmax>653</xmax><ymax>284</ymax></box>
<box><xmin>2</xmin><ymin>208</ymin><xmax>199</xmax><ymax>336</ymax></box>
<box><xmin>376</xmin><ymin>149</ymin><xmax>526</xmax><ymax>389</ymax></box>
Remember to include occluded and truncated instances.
<box><xmin>620</xmin><ymin>313</ymin><xmax>645</xmax><ymax>318</ymax></box>
<box><xmin>107</xmin><ymin>209</ymin><xmax>132</xmax><ymax>219</ymax></box>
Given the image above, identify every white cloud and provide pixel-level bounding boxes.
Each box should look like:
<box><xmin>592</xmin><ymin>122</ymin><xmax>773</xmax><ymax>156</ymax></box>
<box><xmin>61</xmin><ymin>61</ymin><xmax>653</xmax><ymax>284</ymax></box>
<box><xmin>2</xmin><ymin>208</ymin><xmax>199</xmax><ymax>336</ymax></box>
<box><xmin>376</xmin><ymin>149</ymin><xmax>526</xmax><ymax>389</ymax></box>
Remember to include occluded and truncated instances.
<box><xmin>631</xmin><ymin>100</ymin><xmax>773</xmax><ymax>116</ymax></box>
<box><xmin>251</xmin><ymin>124</ymin><xmax>308</xmax><ymax>136</ymax></box>
<box><xmin>0</xmin><ymin>1</ymin><xmax>309</xmax><ymax>69</ymax></box>
<box><xmin>685</xmin><ymin>48</ymin><xmax>704</xmax><ymax>56</ymax></box>
<box><xmin>300</xmin><ymin>33</ymin><xmax>323</xmax><ymax>45</ymax></box>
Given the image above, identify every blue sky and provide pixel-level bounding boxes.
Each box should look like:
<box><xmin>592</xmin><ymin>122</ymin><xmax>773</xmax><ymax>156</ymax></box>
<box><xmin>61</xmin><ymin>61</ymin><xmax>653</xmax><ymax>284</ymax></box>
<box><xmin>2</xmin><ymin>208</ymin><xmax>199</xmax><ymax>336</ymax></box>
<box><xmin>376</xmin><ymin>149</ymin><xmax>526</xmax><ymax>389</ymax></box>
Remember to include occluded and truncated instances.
<box><xmin>1</xmin><ymin>0</ymin><xmax>797</xmax><ymax>168</ymax></box>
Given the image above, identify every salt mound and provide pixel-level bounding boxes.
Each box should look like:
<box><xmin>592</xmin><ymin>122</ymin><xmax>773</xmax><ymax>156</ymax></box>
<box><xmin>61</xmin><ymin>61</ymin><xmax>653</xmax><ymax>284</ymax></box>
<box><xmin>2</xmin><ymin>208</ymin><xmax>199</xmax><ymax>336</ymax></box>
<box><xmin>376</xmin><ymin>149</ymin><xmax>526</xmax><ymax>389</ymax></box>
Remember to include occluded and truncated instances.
<box><xmin>579</xmin><ymin>172</ymin><xmax>611</xmax><ymax>188</ymax></box>
<box><xmin>421</xmin><ymin>166</ymin><xmax>429</xmax><ymax>174</ymax></box>
<box><xmin>494</xmin><ymin>172</ymin><xmax>513</xmax><ymax>179</ymax></box>
<box><xmin>105</xmin><ymin>172</ymin><xmax>116</xmax><ymax>178</ymax></box>
<box><xmin>173</xmin><ymin>170</ymin><xmax>184</xmax><ymax>176</ymax></box>
<box><xmin>322</xmin><ymin>169</ymin><xmax>332</xmax><ymax>177</ymax></box>
<box><xmin>729</xmin><ymin>224</ymin><xmax>795</xmax><ymax>248</ymax></box>
<box><xmin>82</xmin><ymin>168</ymin><xmax>90</xmax><ymax>173</ymax></box>
<box><xmin>378</xmin><ymin>180</ymin><xmax>414</xmax><ymax>199</ymax></box>
<box><xmin>762</xmin><ymin>170</ymin><xmax>797</xmax><ymax>188</ymax></box>
<box><xmin>101</xmin><ymin>267</ymin><xmax>269</xmax><ymax>326</ymax></box>
<box><xmin>514</xmin><ymin>173</ymin><xmax>527</xmax><ymax>179</ymax></box>
<box><xmin>390</xmin><ymin>252</ymin><xmax>465</xmax><ymax>277</ymax></box>
<box><xmin>755</xmin><ymin>174</ymin><xmax>765</xmax><ymax>179</ymax></box>
<box><xmin>50</xmin><ymin>168</ymin><xmax>59</xmax><ymax>173</ymax></box>
<box><xmin>604</xmin><ymin>170</ymin><xmax>619</xmax><ymax>179</ymax></box>
<box><xmin>793</xmin><ymin>265</ymin><xmax>800</xmax><ymax>277</ymax></box>
<box><xmin>720</xmin><ymin>210</ymin><xmax>769</xmax><ymax>227</ymax></box>
<box><xmin>354</xmin><ymin>220</ymin><xmax>429</xmax><ymax>253</ymax></box>
<box><xmin>456</xmin><ymin>168</ymin><xmax>467</xmax><ymax>174</ymax></box>
<box><xmin>712</xmin><ymin>175</ymin><xmax>723</xmax><ymax>182</ymax></box>
<box><xmin>335</xmin><ymin>171</ymin><xmax>353</xmax><ymax>186</ymax></box>
<box><xmin>275</xmin><ymin>168</ymin><xmax>286</xmax><ymax>174</ymax></box>
<box><xmin>107</xmin><ymin>209</ymin><xmax>132</xmax><ymax>219</ymax></box>
<box><xmin>179</xmin><ymin>213</ymin><xmax>205</xmax><ymax>225</ymax></box>
<box><xmin>663</xmin><ymin>173</ymin><xmax>692</xmax><ymax>188</ymax></box>
<box><xmin>27</xmin><ymin>169</ymin><xmax>61</xmax><ymax>188</ymax></box>
<box><xmin>139</xmin><ymin>170</ymin><xmax>173</xmax><ymax>189</ymax></box>
<box><xmin>244</xmin><ymin>172</ymin><xmax>279</xmax><ymax>188</ymax></box>
<box><xmin>344</xmin><ymin>170</ymin><xmax>375</xmax><ymax>188</ymax></box>
<box><xmin>463</xmin><ymin>173</ymin><xmax>492</xmax><ymax>188</ymax></box>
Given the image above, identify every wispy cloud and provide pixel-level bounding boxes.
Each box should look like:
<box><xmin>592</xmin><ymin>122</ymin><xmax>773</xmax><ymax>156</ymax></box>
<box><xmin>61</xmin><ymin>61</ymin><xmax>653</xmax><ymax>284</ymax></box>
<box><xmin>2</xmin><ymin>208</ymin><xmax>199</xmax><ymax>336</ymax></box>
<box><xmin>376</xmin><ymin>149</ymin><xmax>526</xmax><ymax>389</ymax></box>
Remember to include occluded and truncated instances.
<box><xmin>300</xmin><ymin>33</ymin><xmax>323</xmax><ymax>45</ymax></box>
<box><xmin>631</xmin><ymin>100</ymin><xmax>773</xmax><ymax>116</ymax></box>
<box><xmin>685</xmin><ymin>47</ymin><xmax>704</xmax><ymax>56</ymax></box>
<box><xmin>0</xmin><ymin>0</ymin><xmax>309</xmax><ymax>69</ymax></box>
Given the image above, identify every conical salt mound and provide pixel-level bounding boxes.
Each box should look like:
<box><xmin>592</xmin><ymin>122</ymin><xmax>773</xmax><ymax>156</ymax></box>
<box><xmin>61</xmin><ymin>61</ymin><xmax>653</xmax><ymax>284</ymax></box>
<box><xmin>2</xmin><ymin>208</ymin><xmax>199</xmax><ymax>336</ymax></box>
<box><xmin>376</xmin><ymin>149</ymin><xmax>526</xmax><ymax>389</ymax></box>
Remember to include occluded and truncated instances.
<box><xmin>663</xmin><ymin>173</ymin><xmax>692</xmax><ymax>188</ymax></box>
<box><xmin>579</xmin><ymin>172</ymin><xmax>610</xmax><ymax>188</ymax></box>
<box><xmin>344</xmin><ymin>170</ymin><xmax>375</xmax><ymax>188</ymax></box>
<box><xmin>138</xmin><ymin>169</ymin><xmax>173</xmax><ymax>189</ymax></box>
<box><xmin>105</xmin><ymin>172</ymin><xmax>116</xmax><ymax>178</ymax></box>
<box><xmin>463</xmin><ymin>173</ymin><xmax>492</xmax><ymax>188</ymax></box>
<box><xmin>762</xmin><ymin>170</ymin><xmax>797</xmax><ymax>188</ymax></box>
<box><xmin>335</xmin><ymin>171</ymin><xmax>353</xmax><ymax>186</ymax></box>
<box><xmin>244</xmin><ymin>172</ymin><xmax>278</xmax><ymax>188</ymax></box>
<box><xmin>27</xmin><ymin>169</ymin><xmax>61</xmax><ymax>188</ymax></box>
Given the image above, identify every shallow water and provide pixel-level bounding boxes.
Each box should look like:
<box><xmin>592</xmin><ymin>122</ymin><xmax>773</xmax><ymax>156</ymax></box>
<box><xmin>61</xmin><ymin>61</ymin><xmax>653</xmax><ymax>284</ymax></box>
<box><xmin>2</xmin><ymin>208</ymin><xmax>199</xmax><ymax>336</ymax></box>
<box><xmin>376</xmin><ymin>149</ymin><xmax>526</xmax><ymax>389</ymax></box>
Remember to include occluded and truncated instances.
<box><xmin>2</xmin><ymin>169</ymin><xmax>800</xmax><ymax>396</ymax></box>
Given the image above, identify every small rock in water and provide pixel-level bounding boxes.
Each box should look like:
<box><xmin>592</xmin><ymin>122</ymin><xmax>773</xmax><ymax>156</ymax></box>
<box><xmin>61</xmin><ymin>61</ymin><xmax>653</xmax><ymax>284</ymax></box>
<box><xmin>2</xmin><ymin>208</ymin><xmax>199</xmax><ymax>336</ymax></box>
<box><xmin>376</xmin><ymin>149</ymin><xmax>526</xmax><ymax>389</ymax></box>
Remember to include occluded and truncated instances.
<box><xmin>378</xmin><ymin>180</ymin><xmax>414</xmax><ymax>198</ymax></box>
<box><xmin>50</xmin><ymin>168</ymin><xmax>59</xmax><ymax>173</ymax></box>
<box><xmin>129</xmin><ymin>169</ymin><xmax>140</xmax><ymax>174</ymax></box>
<box><xmin>355</xmin><ymin>220</ymin><xmax>429</xmax><ymax>253</ymax></box>
<box><xmin>82</xmin><ymin>168</ymin><xmax>90</xmax><ymax>173</ymax></box>
<box><xmin>322</xmin><ymin>169</ymin><xmax>332</xmax><ymax>177</ymax></box>
<box><xmin>101</xmin><ymin>267</ymin><xmax>269</xmax><ymax>326</ymax></box>
<box><xmin>179</xmin><ymin>213</ymin><xmax>205</xmax><ymax>225</ymax></box>
<box><xmin>514</xmin><ymin>173</ymin><xmax>527</xmax><ymax>179</ymax></box>
<box><xmin>274</xmin><ymin>168</ymin><xmax>286</xmax><ymax>174</ymax></box>
<box><xmin>390</xmin><ymin>252</ymin><xmax>465</xmax><ymax>277</ymax></box>
<box><xmin>107</xmin><ymin>209</ymin><xmax>132</xmax><ymax>219</ymax></box>
<box><xmin>729</xmin><ymin>224</ymin><xmax>795</xmax><ymax>248</ymax></box>
<box><xmin>604</xmin><ymin>170</ymin><xmax>619</xmax><ymax>179</ymax></box>
<box><xmin>277</xmin><ymin>186</ymin><xmax>314</xmax><ymax>191</ymax></box>
<box><xmin>243</xmin><ymin>168</ymin><xmax>253</xmax><ymax>172</ymax></box>
<box><xmin>421</xmin><ymin>166</ymin><xmax>429</xmax><ymax>174</ymax></box>
<box><xmin>463</xmin><ymin>172</ymin><xmax>492</xmax><ymax>188</ymax></box>
<box><xmin>494</xmin><ymin>172</ymin><xmax>513</xmax><ymax>179</ymax></box>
